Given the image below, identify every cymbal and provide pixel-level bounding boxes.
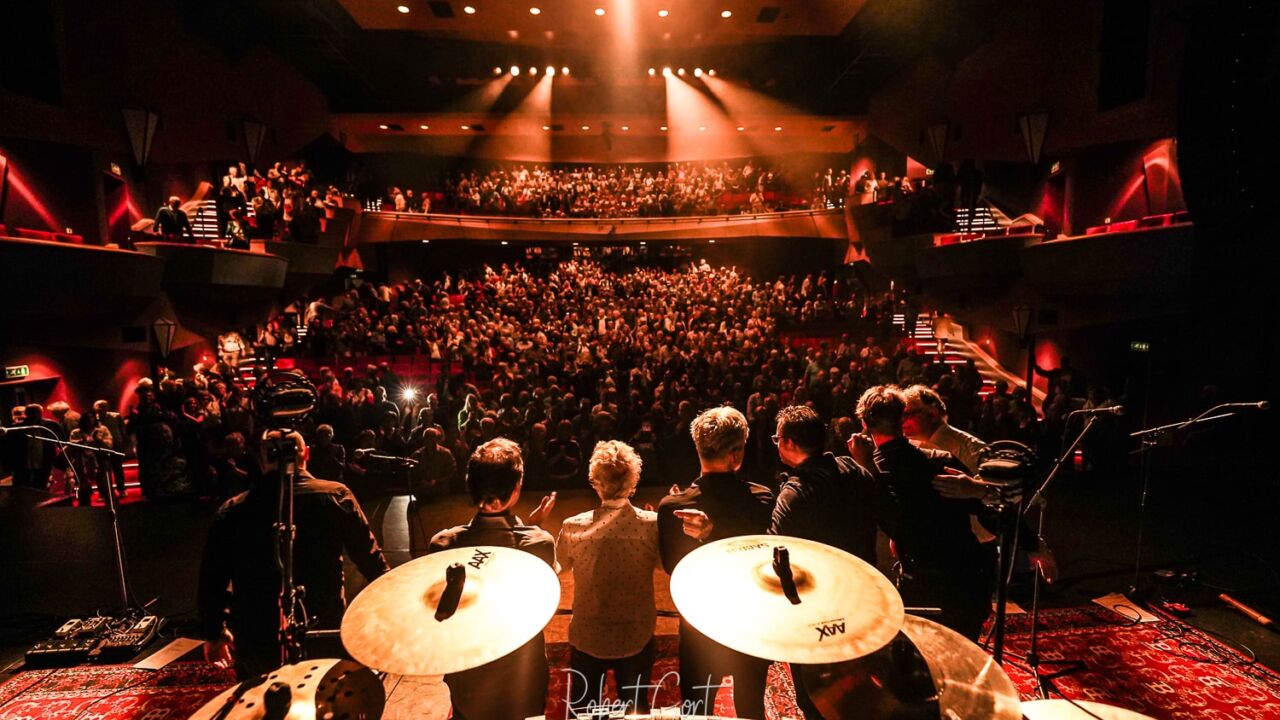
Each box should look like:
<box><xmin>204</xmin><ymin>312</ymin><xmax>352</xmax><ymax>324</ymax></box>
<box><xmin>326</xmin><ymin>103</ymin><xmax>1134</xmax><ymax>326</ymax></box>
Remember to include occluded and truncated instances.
<box><xmin>189</xmin><ymin>658</ymin><xmax>383</xmax><ymax>720</ymax></box>
<box><xmin>802</xmin><ymin>614</ymin><xmax>1021</xmax><ymax>720</ymax></box>
<box><xmin>669</xmin><ymin>534</ymin><xmax>904</xmax><ymax>664</ymax></box>
<box><xmin>340</xmin><ymin>545</ymin><xmax>560</xmax><ymax>676</ymax></box>
<box><xmin>1022</xmin><ymin>699</ymin><xmax>1159</xmax><ymax>720</ymax></box>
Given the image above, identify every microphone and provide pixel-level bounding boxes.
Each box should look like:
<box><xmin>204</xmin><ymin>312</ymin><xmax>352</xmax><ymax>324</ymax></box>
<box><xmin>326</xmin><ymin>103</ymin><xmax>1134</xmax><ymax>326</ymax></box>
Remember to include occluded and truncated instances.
<box><xmin>1217</xmin><ymin>401</ymin><xmax>1270</xmax><ymax>411</ymax></box>
<box><xmin>1069</xmin><ymin>405</ymin><xmax>1125</xmax><ymax>417</ymax></box>
<box><xmin>0</xmin><ymin>425</ymin><xmax>44</xmax><ymax>437</ymax></box>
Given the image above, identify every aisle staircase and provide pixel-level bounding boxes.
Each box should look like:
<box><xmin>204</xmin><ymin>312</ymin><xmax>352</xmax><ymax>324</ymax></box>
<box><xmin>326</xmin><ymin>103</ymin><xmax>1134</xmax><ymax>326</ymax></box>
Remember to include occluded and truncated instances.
<box><xmin>952</xmin><ymin>203</ymin><xmax>1007</xmax><ymax>233</ymax></box>
<box><xmin>892</xmin><ymin>311</ymin><xmax>1046</xmax><ymax>409</ymax></box>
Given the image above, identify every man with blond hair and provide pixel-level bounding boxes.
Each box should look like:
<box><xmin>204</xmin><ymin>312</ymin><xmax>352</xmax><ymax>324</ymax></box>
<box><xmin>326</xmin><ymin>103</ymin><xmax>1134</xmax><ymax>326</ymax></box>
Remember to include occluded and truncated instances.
<box><xmin>558</xmin><ymin>440</ymin><xmax>659</xmax><ymax>716</ymax></box>
<box><xmin>658</xmin><ymin>406</ymin><xmax>772</xmax><ymax>719</ymax></box>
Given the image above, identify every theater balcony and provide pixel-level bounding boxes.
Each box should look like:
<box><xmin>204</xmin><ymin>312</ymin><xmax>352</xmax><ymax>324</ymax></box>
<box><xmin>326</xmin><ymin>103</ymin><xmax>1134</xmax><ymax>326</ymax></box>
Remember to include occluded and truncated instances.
<box><xmin>916</xmin><ymin>230</ymin><xmax>1045</xmax><ymax>291</ymax></box>
<box><xmin>352</xmin><ymin>208</ymin><xmax>850</xmax><ymax>244</ymax></box>
<box><xmin>0</xmin><ymin>235</ymin><xmax>165</xmax><ymax>318</ymax></box>
<box><xmin>1024</xmin><ymin>222</ymin><xmax>1194</xmax><ymax>299</ymax></box>
<box><xmin>249</xmin><ymin>240</ymin><xmax>341</xmax><ymax>292</ymax></box>
<box><xmin>133</xmin><ymin>241</ymin><xmax>288</xmax><ymax>307</ymax></box>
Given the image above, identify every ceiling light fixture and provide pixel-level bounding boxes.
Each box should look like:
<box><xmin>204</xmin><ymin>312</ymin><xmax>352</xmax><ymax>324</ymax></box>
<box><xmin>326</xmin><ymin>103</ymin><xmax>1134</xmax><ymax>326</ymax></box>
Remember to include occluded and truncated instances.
<box><xmin>660</xmin><ymin>125</ymin><xmax>668</xmax><ymax>131</ymax></box>
<box><xmin>694</xmin><ymin>68</ymin><xmax>703</xmax><ymax>77</ymax></box>
<box><xmin>378</xmin><ymin>124</ymin><xmax>389</xmax><ymax>129</ymax></box>
<box><xmin>662</xmin><ymin>67</ymin><xmax>672</xmax><ymax>77</ymax></box>
<box><xmin>492</xmin><ymin>66</ymin><xmax>502</xmax><ymax>75</ymax></box>
<box><xmin>774</xmin><ymin>126</ymin><xmax>782</xmax><ymax>131</ymax></box>
<box><xmin>397</xmin><ymin>5</ymin><xmax>410</xmax><ymax>13</ymax></box>
<box><xmin>542</xmin><ymin>125</ymin><xmax>551</xmax><ymax>130</ymax></box>
<box><xmin>736</xmin><ymin>126</ymin><xmax>745</xmax><ymax>131</ymax></box>
<box><xmin>721</xmin><ymin>9</ymin><xmax>732</xmax><ymax>18</ymax></box>
<box><xmin>698</xmin><ymin>126</ymin><xmax>707</xmax><ymax>131</ymax></box>
<box><xmin>581</xmin><ymin>125</ymin><xmax>590</xmax><ymax>130</ymax></box>
<box><xmin>648</xmin><ymin>67</ymin><xmax>656</xmax><ymax>76</ymax></box>
<box><xmin>529</xmin><ymin>66</ymin><xmax>538</xmax><ymax>75</ymax></box>
<box><xmin>529</xmin><ymin>7</ymin><xmax>540</xmax><ymax>14</ymax></box>
<box><xmin>621</xmin><ymin>125</ymin><xmax>630</xmax><ymax>130</ymax></box>
<box><xmin>707</xmin><ymin>69</ymin><xmax>717</xmax><ymax>76</ymax></box>
<box><xmin>677</xmin><ymin>68</ymin><xmax>685</xmax><ymax>76</ymax></box>
<box><xmin>594</xmin><ymin>7</ymin><xmax>605</xmax><ymax>15</ymax></box>
<box><xmin>464</xmin><ymin>5</ymin><xmax>476</xmax><ymax>13</ymax></box>
<box><xmin>561</xmin><ymin>66</ymin><xmax>569</xmax><ymax>75</ymax></box>
<box><xmin>546</xmin><ymin>65</ymin><xmax>556</xmax><ymax>76</ymax></box>
<box><xmin>657</xmin><ymin>9</ymin><xmax>669</xmax><ymax>17</ymax></box>
<box><xmin>461</xmin><ymin>124</ymin><xmax>471</xmax><ymax>130</ymax></box>
<box><xmin>510</xmin><ymin>65</ymin><xmax>520</xmax><ymax>76</ymax></box>
<box><xmin>420</xmin><ymin>124</ymin><xmax>429</xmax><ymax>129</ymax></box>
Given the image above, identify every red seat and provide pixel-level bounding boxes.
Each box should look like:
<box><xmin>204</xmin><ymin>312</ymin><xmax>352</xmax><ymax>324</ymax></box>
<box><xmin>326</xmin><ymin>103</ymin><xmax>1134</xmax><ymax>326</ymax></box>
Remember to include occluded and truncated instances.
<box><xmin>14</xmin><ymin>228</ymin><xmax>57</xmax><ymax>242</ymax></box>
<box><xmin>0</xmin><ymin>223</ymin><xmax>8</xmax><ymax>236</ymax></box>
<box><xmin>1110</xmin><ymin>219</ymin><xmax>1139</xmax><ymax>232</ymax></box>
<box><xmin>55</xmin><ymin>233</ymin><xmax>85</xmax><ymax>245</ymax></box>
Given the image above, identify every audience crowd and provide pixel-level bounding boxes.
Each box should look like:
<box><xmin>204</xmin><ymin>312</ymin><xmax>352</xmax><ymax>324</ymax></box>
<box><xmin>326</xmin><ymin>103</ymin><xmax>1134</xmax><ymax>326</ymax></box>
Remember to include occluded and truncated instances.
<box><xmin>378</xmin><ymin>160</ymin><xmax>853</xmax><ymax>218</ymax></box>
<box><xmin>3</xmin><ymin>260</ymin><xmax>1118</xmax><ymax>505</ymax></box>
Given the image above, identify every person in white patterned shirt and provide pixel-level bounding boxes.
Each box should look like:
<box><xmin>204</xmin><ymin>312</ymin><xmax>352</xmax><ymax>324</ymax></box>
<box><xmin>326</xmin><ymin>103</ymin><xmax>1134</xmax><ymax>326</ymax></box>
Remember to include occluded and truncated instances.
<box><xmin>557</xmin><ymin>440</ymin><xmax>660</xmax><ymax>716</ymax></box>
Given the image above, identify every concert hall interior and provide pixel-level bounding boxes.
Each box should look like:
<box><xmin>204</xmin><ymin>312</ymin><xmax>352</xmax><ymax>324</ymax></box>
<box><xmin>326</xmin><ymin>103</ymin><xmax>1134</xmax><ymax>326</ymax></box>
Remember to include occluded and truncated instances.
<box><xmin>2</xmin><ymin>1</ymin><xmax>1279</xmax><ymax>718</ymax></box>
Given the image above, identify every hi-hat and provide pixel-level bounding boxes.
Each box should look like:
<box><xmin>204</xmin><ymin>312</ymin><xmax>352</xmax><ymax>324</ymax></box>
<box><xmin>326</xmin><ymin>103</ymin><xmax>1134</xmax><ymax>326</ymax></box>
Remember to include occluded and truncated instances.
<box><xmin>1022</xmin><ymin>699</ymin><xmax>1159</xmax><ymax>720</ymax></box>
<box><xmin>802</xmin><ymin>614</ymin><xmax>1022</xmax><ymax>720</ymax></box>
<box><xmin>669</xmin><ymin>535</ymin><xmax>904</xmax><ymax>664</ymax></box>
<box><xmin>340</xmin><ymin>545</ymin><xmax>560</xmax><ymax>676</ymax></box>
<box><xmin>189</xmin><ymin>658</ymin><xmax>383</xmax><ymax>720</ymax></box>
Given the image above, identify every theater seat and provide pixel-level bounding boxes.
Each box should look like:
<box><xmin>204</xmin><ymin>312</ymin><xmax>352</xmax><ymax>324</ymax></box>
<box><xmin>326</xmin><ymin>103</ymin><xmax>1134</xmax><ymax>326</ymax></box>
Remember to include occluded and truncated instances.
<box><xmin>55</xmin><ymin>233</ymin><xmax>85</xmax><ymax>245</ymax></box>
<box><xmin>1085</xmin><ymin>225</ymin><xmax>1108</xmax><ymax>235</ymax></box>
<box><xmin>1110</xmin><ymin>219</ymin><xmax>1139</xmax><ymax>232</ymax></box>
<box><xmin>0</xmin><ymin>223</ymin><xmax>8</xmax><ymax>236</ymax></box>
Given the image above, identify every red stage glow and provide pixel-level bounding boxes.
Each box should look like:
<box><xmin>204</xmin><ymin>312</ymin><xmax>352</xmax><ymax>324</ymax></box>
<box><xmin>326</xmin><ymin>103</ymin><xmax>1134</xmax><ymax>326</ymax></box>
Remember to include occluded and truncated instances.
<box><xmin>4</xmin><ymin>165</ymin><xmax>61</xmax><ymax>231</ymax></box>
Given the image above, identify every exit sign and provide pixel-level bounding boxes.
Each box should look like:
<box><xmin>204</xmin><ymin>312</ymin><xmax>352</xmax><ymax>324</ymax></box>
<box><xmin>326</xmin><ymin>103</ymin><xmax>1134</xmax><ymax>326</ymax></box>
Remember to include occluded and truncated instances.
<box><xmin>4</xmin><ymin>365</ymin><xmax>30</xmax><ymax>380</ymax></box>
<box><xmin>1129</xmin><ymin>341</ymin><xmax>1150</xmax><ymax>353</ymax></box>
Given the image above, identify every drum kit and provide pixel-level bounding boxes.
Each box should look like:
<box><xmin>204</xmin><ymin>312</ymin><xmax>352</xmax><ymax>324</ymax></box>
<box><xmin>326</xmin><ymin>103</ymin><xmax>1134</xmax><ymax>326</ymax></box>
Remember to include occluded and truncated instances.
<box><xmin>192</xmin><ymin>537</ymin><xmax>1157</xmax><ymax>720</ymax></box>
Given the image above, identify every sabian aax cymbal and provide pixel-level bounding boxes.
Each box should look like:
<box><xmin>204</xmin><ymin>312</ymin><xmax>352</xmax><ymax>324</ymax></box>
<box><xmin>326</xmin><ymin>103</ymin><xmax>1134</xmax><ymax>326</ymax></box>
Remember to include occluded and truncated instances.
<box><xmin>189</xmin><ymin>658</ymin><xmax>383</xmax><ymax>720</ymax></box>
<box><xmin>803</xmin><ymin>614</ymin><xmax>1022</xmax><ymax>720</ymax></box>
<box><xmin>340</xmin><ymin>545</ymin><xmax>560</xmax><ymax>676</ymax></box>
<box><xmin>670</xmin><ymin>534</ymin><xmax>904</xmax><ymax>664</ymax></box>
<box><xmin>1022</xmin><ymin>699</ymin><xmax>1159</xmax><ymax>720</ymax></box>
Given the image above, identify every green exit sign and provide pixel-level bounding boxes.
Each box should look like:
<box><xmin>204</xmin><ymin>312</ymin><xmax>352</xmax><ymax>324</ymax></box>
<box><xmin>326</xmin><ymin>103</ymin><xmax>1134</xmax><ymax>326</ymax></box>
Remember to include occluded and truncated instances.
<box><xmin>4</xmin><ymin>365</ymin><xmax>30</xmax><ymax>380</ymax></box>
<box><xmin>1129</xmin><ymin>341</ymin><xmax>1150</xmax><ymax>353</ymax></box>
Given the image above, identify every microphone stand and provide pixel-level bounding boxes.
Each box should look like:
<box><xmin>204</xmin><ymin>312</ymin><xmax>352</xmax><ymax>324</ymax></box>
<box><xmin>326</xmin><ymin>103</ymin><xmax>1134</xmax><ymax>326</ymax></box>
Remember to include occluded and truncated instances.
<box><xmin>1126</xmin><ymin>407</ymin><xmax>1242</xmax><ymax>600</ymax></box>
<box><xmin>27</xmin><ymin>431</ymin><xmax>133</xmax><ymax>612</ymax></box>
<box><xmin>1013</xmin><ymin>415</ymin><xmax>1098</xmax><ymax>699</ymax></box>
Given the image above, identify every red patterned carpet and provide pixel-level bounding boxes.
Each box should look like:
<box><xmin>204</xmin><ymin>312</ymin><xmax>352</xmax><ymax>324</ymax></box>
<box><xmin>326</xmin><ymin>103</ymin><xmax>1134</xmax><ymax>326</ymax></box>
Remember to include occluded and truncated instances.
<box><xmin>3</xmin><ymin>608</ymin><xmax>1278</xmax><ymax>719</ymax></box>
<box><xmin>0</xmin><ymin>662</ymin><xmax>234</xmax><ymax>720</ymax></box>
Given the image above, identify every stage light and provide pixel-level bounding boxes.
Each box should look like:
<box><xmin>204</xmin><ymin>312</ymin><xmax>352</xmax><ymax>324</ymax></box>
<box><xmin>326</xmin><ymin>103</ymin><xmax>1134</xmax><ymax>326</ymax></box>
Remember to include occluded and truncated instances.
<box><xmin>420</xmin><ymin>124</ymin><xmax>429</xmax><ymax>129</ymax></box>
<box><xmin>529</xmin><ymin>7</ymin><xmax>540</xmax><ymax>14</ymax></box>
<box><xmin>662</xmin><ymin>67</ymin><xmax>672</xmax><ymax>77</ymax></box>
<box><xmin>461</xmin><ymin>124</ymin><xmax>471</xmax><ymax>129</ymax></box>
<box><xmin>401</xmin><ymin>388</ymin><xmax>417</xmax><ymax>401</ymax></box>
<box><xmin>542</xmin><ymin>125</ymin><xmax>551</xmax><ymax>130</ymax></box>
<box><xmin>708</xmin><ymin>69</ymin><xmax>717</xmax><ymax>76</ymax></box>
<box><xmin>721</xmin><ymin>9</ymin><xmax>732</xmax><ymax>18</ymax></box>
<box><xmin>774</xmin><ymin>126</ymin><xmax>782</xmax><ymax>131</ymax></box>
<box><xmin>464</xmin><ymin>5</ymin><xmax>476</xmax><ymax>13</ymax></box>
<box><xmin>660</xmin><ymin>125</ymin><xmax>668</xmax><ymax>131</ymax></box>
<box><xmin>648</xmin><ymin>67</ymin><xmax>656</xmax><ymax>76</ymax></box>
<box><xmin>621</xmin><ymin>125</ymin><xmax>630</xmax><ymax>130</ymax></box>
<box><xmin>397</xmin><ymin>5</ymin><xmax>410</xmax><ymax>13</ymax></box>
<box><xmin>581</xmin><ymin>125</ymin><xmax>590</xmax><ymax>130</ymax></box>
<box><xmin>378</xmin><ymin>124</ymin><xmax>389</xmax><ymax>130</ymax></box>
<box><xmin>736</xmin><ymin>126</ymin><xmax>745</xmax><ymax>131</ymax></box>
<box><xmin>677</xmin><ymin>68</ymin><xmax>685</xmax><ymax>76</ymax></box>
<box><xmin>561</xmin><ymin>66</ymin><xmax>569</xmax><ymax>75</ymax></box>
<box><xmin>510</xmin><ymin>65</ymin><xmax>520</xmax><ymax>76</ymax></box>
<box><xmin>546</xmin><ymin>65</ymin><xmax>556</xmax><ymax>76</ymax></box>
<box><xmin>529</xmin><ymin>66</ymin><xmax>538</xmax><ymax>75</ymax></box>
<box><xmin>501</xmin><ymin>241</ymin><xmax>509</xmax><ymax>245</ymax></box>
<box><xmin>493</xmin><ymin>66</ymin><xmax>503</xmax><ymax>75</ymax></box>
<box><xmin>658</xmin><ymin>9</ymin><xmax>669</xmax><ymax>17</ymax></box>
<box><xmin>694</xmin><ymin>68</ymin><xmax>703</xmax><ymax>77</ymax></box>
<box><xmin>594</xmin><ymin>7</ymin><xmax>605</xmax><ymax>15</ymax></box>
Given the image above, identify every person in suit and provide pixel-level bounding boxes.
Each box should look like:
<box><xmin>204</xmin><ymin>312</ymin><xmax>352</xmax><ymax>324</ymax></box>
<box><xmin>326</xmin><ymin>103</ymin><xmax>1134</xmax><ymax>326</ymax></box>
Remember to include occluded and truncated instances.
<box><xmin>657</xmin><ymin>406</ymin><xmax>773</xmax><ymax>719</ymax></box>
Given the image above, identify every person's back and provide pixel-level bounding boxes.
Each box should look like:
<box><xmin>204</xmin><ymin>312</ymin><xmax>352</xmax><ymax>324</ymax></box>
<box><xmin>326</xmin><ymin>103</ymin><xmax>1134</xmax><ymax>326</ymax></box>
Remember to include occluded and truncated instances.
<box><xmin>426</xmin><ymin>438</ymin><xmax>556</xmax><ymax>720</ymax></box>
<box><xmin>773</xmin><ymin>452</ymin><xmax>878</xmax><ymax>562</ymax></box>
<box><xmin>199</xmin><ymin>438</ymin><xmax>388</xmax><ymax>678</ymax></box>
<box><xmin>558</xmin><ymin>441</ymin><xmax>659</xmax><ymax>714</ymax></box>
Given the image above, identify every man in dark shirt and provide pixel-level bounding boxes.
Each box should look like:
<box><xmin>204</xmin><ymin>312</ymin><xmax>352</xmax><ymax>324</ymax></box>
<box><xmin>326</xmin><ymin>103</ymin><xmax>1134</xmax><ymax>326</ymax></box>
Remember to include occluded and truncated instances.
<box><xmin>770</xmin><ymin>404</ymin><xmax>880</xmax><ymax>720</ymax></box>
<box><xmin>153</xmin><ymin>196</ymin><xmax>193</xmax><ymax>240</ymax></box>
<box><xmin>428</xmin><ymin>438</ymin><xmax>557</xmax><ymax>720</ymax></box>
<box><xmin>657</xmin><ymin>407</ymin><xmax>773</xmax><ymax>719</ymax></box>
<box><xmin>856</xmin><ymin>386</ymin><xmax>992</xmax><ymax>640</ymax></box>
<box><xmin>198</xmin><ymin>430</ymin><xmax>388</xmax><ymax>678</ymax></box>
<box><xmin>307</xmin><ymin>423</ymin><xmax>346</xmax><ymax>483</ymax></box>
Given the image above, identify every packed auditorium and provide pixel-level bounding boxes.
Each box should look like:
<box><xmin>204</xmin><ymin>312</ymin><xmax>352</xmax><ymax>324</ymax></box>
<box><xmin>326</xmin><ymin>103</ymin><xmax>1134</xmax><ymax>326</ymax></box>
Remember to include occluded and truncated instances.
<box><xmin>1</xmin><ymin>1</ymin><xmax>1276</xmax><ymax>719</ymax></box>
